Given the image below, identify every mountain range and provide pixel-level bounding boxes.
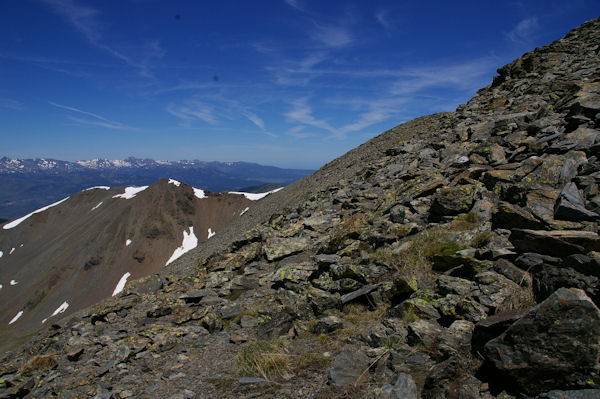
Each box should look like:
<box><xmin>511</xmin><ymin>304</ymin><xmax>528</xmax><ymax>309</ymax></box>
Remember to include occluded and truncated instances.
<box><xmin>0</xmin><ymin>156</ymin><xmax>312</xmax><ymax>221</ymax></box>
<box><xmin>1</xmin><ymin>17</ymin><xmax>600</xmax><ymax>399</ymax></box>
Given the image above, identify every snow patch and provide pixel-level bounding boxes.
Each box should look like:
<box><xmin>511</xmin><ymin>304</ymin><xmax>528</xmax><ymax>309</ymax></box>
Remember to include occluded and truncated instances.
<box><xmin>112</xmin><ymin>186</ymin><xmax>148</xmax><ymax>199</ymax></box>
<box><xmin>91</xmin><ymin>201</ymin><xmax>103</xmax><ymax>211</ymax></box>
<box><xmin>0</xmin><ymin>251</ymin><xmax>3</xmax><ymax>258</ymax></box>
<box><xmin>0</xmin><ymin>284</ymin><xmax>2</xmax><ymax>289</ymax></box>
<box><xmin>228</xmin><ymin>187</ymin><xmax>283</xmax><ymax>201</ymax></box>
<box><xmin>126</xmin><ymin>239</ymin><xmax>132</xmax><ymax>247</ymax></box>
<box><xmin>51</xmin><ymin>301</ymin><xmax>69</xmax><ymax>317</ymax></box>
<box><xmin>85</xmin><ymin>186</ymin><xmax>110</xmax><ymax>191</ymax></box>
<box><xmin>112</xmin><ymin>272</ymin><xmax>131</xmax><ymax>296</ymax></box>
<box><xmin>193</xmin><ymin>187</ymin><xmax>206</xmax><ymax>199</ymax></box>
<box><xmin>9</xmin><ymin>310</ymin><xmax>23</xmax><ymax>325</ymax></box>
<box><xmin>10</xmin><ymin>280</ymin><xmax>18</xmax><ymax>286</ymax></box>
<box><xmin>9</xmin><ymin>248</ymin><xmax>15</xmax><ymax>255</ymax></box>
<box><xmin>168</xmin><ymin>179</ymin><xmax>181</xmax><ymax>187</ymax></box>
<box><xmin>208</xmin><ymin>228</ymin><xmax>216</xmax><ymax>239</ymax></box>
<box><xmin>3</xmin><ymin>196</ymin><xmax>70</xmax><ymax>229</ymax></box>
<box><xmin>240</xmin><ymin>207</ymin><xmax>249</xmax><ymax>216</ymax></box>
<box><xmin>165</xmin><ymin>227</ymin><xmax>198</xmax><ymax>266</ymax></box>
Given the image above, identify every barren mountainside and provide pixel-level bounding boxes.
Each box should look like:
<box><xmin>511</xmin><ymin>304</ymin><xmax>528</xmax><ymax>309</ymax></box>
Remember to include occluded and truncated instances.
<box><xmin>0</xmin><ymin>179</ymin><xmax>258</xmax><ymax>349</ymax></box>
<box><xmin>1</xmin><ymin>17</ymin><xmax>600</xmax><ymax>399</ymax></box>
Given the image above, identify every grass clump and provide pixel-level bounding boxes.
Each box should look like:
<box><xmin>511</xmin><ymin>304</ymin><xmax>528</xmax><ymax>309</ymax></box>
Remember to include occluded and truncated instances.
<box><xmin>471</xmin><ymin>230</ymin><xmax>495</xmax><ymax>248</ymax></box>
<box><xmin>401</xmin><ymin>304</ymin><xmax>419</xmax><ymax>324</ymax></box>
<box><xmin>423</xmin><ymin>241</ymin><xmax>463</xmax><ymax>259</ymax></box>
<box><xmin>448</xmin><ymin>212</ymin><xmax>481</xmax><ymax>231</ymax></box>
<box><xmin>235</xmin><ymin>339</ymin><xmax>289</xmax><ymax>379</ymax></box>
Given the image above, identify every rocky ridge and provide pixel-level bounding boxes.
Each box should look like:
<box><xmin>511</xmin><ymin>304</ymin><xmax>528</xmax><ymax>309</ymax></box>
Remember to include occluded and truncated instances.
<box><xmin>1</xmin><ymin>18</ymin><xmax>600</xmax><ymax>399</ymax></box>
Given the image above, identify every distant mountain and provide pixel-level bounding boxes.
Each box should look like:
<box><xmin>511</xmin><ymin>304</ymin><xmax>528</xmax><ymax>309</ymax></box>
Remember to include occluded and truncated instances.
<box><xmin>0</xmin><ymin>178</ymin><xmax>274</xmax><ymax>340</ymax></box>
<box><xmin>0</xmin><ymin>156</ymin><xmax>313</xmax><ymax>220</ymax></box>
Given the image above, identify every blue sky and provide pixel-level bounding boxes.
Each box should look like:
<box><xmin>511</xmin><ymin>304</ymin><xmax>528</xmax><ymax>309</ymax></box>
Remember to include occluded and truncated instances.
<box><xmin>1</xmin><ymin>1</ymin><xmax>599</xmax><ymax>169</ymax></box>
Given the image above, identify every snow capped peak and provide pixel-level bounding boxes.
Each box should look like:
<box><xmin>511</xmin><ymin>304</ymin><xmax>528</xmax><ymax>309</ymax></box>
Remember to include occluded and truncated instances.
<box><xmin>75</xmin><ymin>158</ymin><xmax>132</xmax><ymax>169</ymax></box>
<box><xmin>168</xmin><ymin>178</ymin><xmax>181</xmax><ymax>187</ymax></box>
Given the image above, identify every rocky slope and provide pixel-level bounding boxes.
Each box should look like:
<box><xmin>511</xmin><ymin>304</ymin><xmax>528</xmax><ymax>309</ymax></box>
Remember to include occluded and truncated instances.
<box><xmin>0</xmin><ymin>179</ymin><xmax>262</xmax><ymax>351</ymax></box>
<box><xmin>1</xmin><ymin>17</ymin><xmax>600</xmax><ymax>399</ymax></box>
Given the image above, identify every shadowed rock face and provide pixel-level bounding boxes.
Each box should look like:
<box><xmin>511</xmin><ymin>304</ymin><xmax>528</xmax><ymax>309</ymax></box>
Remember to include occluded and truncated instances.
<box><xmin>0</xmin><ymin>178</ymin><xmax>252</xmax><ymax>339</ymax></box>
<box><xmin>1</xmin><ymin>17</ymin><xmax>600</xmax><ymax>399</ymax></box>
<box><xmin>485</xmin><ymin>288</ymin><xmax>600</xmax><ymax>395</ymax></box>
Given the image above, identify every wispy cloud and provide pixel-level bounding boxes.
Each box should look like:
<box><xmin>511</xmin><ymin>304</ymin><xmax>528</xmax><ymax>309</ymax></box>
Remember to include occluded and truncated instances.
<box><xmin>506</xmin><ymin>17</ymin><xmax>540</xmax><ymax>44</ymax></box>
<box><xmin>285</xmin><ymin>96</ymin><xmax>403</xmax><ymax>140</ymax></box>
<box><xmin>284</xmin><ymin>0</ymin><xmax>305</xmax><ymax>12</ymax></box>
<box><xmin>0</xmin><ymin>98</ymin><xmax>25</xmax><ymax>111</ymax></box>
<box><xmin>243</xmin><ymin>112</ymin><xmax>278</xmax><ymax>137</ymax></box>
<box><xmin>287</xmin><ymin>125</ymin><xmax>315</xmax><ymax>139</ymax></box>
<box><xmin>166</xmin><ymin>101</ymin><xmax>218</xmax><ymax>125</ymax></box>
<box><xmin>388</xmin><ymin>58</ymin><xmax>497</xmax><ymax>95</ymax></box>
<box><xmin>39</xmin><ymin>0</ymin><xmax>163</xmax><ymax>78</ymax></box>
<box><xmin>285</xmin><ymin>98</ymin><xmax>336</xmax><ymax>134</ymax></box>
<box><xmin>375</xmin><ymin>9</ymin><xmax>393</xmax><ymax>31</ymax></box>
<box><xmin>310</xmin><ymin>23</ymin><xmax>354</xmax><ymax>48</ymax></box>
<box><xmin>49</xmin><ymin>101</ymin><xmax>139</xmax><ymax>130</ymax></box>
<box><xmin>268</xmin><ymin>52</ymin><xmax>328</xmax><ymax>86</ymax></box>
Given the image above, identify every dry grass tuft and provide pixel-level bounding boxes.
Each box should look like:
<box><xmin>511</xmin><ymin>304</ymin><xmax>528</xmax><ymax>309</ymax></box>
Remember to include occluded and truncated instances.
<box><xmin>235</xmin><ymin>339</ymin><xmax>290</xmax><ymax>379</ymax></box>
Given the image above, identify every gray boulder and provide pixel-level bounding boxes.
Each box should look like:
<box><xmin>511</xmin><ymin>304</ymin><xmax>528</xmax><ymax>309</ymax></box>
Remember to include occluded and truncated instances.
<box><xmin>328</xmin><ymin>344</ymin><xmax>370</xmax><ymax>387</ymax></box>
<box><xmin>554</xmin><ymin>182</ymin><xmax>599</xmax><ymax>222</ymax></box>
<box><xmin>484</xmin><ymin>288</ymin><xmax>600</xmax><ymax>395</ymax></box>
<box><xmin>374</xmin><ymin>373</ymin><xmax>419</xmax><ymax>399</ymax></box>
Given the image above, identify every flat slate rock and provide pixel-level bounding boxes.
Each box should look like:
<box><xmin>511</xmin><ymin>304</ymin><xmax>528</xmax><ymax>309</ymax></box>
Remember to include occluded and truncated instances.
<box><xmin>341</xmin><ymin>283</ymin><xmax>380</xmax><ymax>304</ymax></box>
<box><xmin>509</xmin><ymin>229</ymin><xmax>600</xmax><ymax>257</ymax></box>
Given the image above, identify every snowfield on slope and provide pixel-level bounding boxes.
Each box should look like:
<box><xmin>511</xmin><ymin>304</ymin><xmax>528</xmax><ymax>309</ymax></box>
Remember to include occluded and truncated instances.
<box><xmin>112</xmin><ymin>186</ymin><xmax>148</xmax><ymax>199</ymax></box>
<box><xmin>9</xmin><ymin>310</ymin><xmax>23</xmax><ymax>324</ymax></box>
<box><xmin>165</xmin><ymin>227</ymin><xmax>198</xmax><ymax>266</ymax></box>
<box><xmin>112</xmin><ymin>272</ymin><xmax>132</xmax><ymax>296</ymax></box>
<box><xmin>228</xmin><ymin>187</ymin><xmax>283</xmax><ymax>200</ymax></box>
<box><xmin>193</xmin><ymin>187</ymin><xmax>206</xmax><ymax>199</ymax></box>
<box><xmin>3</xmin><ymin>196</ymin><xmax>70</xmax><ymax>229</ymax></box>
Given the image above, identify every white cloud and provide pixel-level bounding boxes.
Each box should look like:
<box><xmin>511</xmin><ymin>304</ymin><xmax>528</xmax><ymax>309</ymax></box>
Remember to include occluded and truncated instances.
<box><xmin>506</xmin><ymin>17</ymin><xmax>540</xmax><ymax>44</ymax></box>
